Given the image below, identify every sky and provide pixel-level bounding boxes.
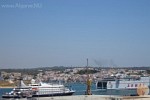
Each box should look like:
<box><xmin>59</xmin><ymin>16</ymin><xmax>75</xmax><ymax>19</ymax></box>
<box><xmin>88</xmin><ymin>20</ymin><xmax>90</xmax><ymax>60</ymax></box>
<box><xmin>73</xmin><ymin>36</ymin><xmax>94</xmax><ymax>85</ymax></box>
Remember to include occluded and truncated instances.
<box><xmin>0</xmin><ymin>0</ymin><xmax>150</xmax><ymax>68</ymax></box>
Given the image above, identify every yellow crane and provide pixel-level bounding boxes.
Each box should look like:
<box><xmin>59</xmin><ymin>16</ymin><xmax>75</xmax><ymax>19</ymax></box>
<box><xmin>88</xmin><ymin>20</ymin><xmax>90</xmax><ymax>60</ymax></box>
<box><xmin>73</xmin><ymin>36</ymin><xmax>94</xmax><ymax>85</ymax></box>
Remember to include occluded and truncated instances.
<box><xmin>85</xmin><ymin>58</ymin><xmax>92</xmax><ymax>95</ymax></box>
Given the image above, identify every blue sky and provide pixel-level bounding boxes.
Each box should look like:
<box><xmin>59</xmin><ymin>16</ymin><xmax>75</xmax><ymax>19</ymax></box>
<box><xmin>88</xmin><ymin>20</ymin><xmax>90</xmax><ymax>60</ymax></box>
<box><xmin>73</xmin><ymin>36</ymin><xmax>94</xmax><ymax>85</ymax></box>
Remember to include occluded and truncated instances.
<box><xmin>0</xmin><ymin>0</ymin><xmax>150</xmax><ymax>68</ymax></box>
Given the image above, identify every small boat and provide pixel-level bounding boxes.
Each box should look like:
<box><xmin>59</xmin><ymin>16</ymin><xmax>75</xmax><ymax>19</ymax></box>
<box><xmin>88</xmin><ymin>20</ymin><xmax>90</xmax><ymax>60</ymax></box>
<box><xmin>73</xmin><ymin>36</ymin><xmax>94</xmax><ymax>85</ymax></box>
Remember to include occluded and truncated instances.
<box><xmin>2</xmin><ymin>87</ymin><xmax>32</xmax><ymax>98</ymax></box>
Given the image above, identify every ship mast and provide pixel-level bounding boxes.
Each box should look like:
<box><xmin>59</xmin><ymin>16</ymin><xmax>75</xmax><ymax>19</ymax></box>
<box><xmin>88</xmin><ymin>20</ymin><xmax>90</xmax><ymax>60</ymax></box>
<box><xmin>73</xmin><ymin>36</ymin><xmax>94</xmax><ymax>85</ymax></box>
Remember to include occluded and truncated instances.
<box><xmin>86</xmin><ymin>58</ymin><xmax>92</xmax><ymax>95</ymax></box>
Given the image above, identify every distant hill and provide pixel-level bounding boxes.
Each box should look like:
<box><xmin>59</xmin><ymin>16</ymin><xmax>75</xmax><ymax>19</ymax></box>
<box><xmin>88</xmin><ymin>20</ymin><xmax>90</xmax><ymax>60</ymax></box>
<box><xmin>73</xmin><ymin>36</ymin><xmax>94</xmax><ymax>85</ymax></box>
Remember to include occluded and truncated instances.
<box><xmin>0</xmin><ymin>66</ymin><xmax>68</xmax><ymax>75</ymax></box>
<box><xmin>0</xmin><ymin>66</ymin><xmax>150</xmax><ymax>75</ymax></box>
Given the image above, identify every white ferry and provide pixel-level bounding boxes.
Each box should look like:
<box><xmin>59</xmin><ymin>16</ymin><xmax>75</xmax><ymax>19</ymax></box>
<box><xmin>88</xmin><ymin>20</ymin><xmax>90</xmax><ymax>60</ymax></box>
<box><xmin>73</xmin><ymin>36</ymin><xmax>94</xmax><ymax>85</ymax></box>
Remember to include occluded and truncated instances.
<box><xmin>28</xmin><ymin>80</ymin><xmax>75</xmax><ymax>97</ymax></box>
<box><xmin>2</xmin><ymin>79</ymin><xmax>75</xmax><ymax>98</ymax></box>
<box><xmin>95</xmin><ymin>76</ymin><xmax>150</xmax><ymax>96</ymax></box>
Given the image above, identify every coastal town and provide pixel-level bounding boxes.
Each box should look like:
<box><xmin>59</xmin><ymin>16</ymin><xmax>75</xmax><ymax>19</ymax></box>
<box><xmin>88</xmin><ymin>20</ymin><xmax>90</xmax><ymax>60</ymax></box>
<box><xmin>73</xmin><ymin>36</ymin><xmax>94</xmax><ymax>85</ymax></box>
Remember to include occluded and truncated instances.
<box><xmin>0</xmin><ymin>66</ymin><xmax>150</xmax><ymax>87</ymax></box>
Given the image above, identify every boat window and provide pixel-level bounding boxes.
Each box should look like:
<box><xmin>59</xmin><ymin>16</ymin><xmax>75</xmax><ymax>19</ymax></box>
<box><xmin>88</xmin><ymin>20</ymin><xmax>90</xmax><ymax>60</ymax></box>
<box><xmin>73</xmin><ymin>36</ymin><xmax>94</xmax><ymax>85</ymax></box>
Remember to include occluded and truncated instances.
<box><xmin>97</xmin><ymin>82</ymin><xmax>102</xmax><ymax>89</ymax></box>
<box><xmin>103</xmin><ymin>82</ymin><xmax>107</xmax><ymax>89</ymax></box>
<box><xmin>97</xmin><ymin>81</ymin><xmax>107</xmax><ymax>89</ymax></box>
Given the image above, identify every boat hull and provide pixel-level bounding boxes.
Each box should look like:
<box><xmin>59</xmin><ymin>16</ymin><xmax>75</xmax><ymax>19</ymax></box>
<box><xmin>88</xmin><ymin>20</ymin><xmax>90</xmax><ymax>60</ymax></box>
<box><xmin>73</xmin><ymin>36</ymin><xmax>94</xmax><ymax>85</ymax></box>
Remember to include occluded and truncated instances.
<box><xmin>2</xmin><ymin>91</ymin><xmax>75</xmax><ymax>98</ymax></box>
<box><xmin>32</xmin><ymin>91</ymin><xmax>75</xmax><ymax>97</ymax></box>
<box><xmin>2</xmin><ymin>95</ymin><xmax>26</xmax><ymax>98</ymax></box>
<box><xmin>93</xmin><ymin>88</ymin><xmax>150</xmax><ymax>96</ymax></box>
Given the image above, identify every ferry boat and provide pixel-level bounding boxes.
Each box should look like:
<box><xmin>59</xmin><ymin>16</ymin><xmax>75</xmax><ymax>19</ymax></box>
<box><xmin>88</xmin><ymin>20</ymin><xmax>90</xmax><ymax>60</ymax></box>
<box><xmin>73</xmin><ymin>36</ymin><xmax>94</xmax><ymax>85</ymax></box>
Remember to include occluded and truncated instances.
<box><xmin>95</xmin><ymin>76</ymin><xmax>150</xmax><ymax>96</ymax></box>
<box><xmin>28</xmin><ymin>80</ymin><xmax>75</xmax><ymax>97</ymax></box>
<box><xmin>2</xmin><ymin>79</ymin><xmax>75</xmax><ymax>98</ymax></box>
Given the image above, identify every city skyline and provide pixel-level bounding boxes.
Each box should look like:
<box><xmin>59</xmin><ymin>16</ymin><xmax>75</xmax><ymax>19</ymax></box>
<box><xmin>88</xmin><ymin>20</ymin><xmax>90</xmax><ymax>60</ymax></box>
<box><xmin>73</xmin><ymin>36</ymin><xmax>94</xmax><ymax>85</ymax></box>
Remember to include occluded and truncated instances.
<box><xmin>0</xmin><ymin>0</ymin><xmax>150</xmax><ymax>68</ymax></box>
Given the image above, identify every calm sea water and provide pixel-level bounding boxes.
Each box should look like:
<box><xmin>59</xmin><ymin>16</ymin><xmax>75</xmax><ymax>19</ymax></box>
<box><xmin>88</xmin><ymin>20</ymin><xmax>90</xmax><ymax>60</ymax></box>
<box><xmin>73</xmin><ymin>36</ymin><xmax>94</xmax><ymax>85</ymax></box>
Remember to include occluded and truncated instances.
<box><xmin>68</xmin><ymin>82</ymin><xmax>96</xmax><ymax>95</ymax></box>
<box><xmin>0</xmin><ymin>88</ymin><xmax>13</xmax><ymax>97</ymax></box>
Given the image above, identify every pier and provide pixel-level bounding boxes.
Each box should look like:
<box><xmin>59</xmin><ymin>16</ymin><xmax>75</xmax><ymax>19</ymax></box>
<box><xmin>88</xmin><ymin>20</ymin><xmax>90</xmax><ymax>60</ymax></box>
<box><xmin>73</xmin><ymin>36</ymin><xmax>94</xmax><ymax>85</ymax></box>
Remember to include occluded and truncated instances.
<box><xmin>15</xmin><ymin>95</ymin><xmax>150</xmax><ymax>100</ymax></box>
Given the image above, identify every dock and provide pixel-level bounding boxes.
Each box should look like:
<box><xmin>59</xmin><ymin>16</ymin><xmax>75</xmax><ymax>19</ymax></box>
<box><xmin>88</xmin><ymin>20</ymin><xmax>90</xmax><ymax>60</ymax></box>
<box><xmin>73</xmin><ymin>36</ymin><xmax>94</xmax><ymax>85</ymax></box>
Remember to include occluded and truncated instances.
<box><xmin>18</xmin><ymin>95</ymin><xmax>150</xmax><ymax>100</ymax></box>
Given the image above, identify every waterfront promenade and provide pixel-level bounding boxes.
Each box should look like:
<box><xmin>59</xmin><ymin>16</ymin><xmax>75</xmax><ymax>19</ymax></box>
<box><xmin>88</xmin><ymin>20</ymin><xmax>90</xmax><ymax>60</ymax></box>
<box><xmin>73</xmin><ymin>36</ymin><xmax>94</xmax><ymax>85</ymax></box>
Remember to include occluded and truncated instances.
<box><xmin>17</xmin><ymin>95</ymin><xmax>150</xmax><ymax>100</ymax></box>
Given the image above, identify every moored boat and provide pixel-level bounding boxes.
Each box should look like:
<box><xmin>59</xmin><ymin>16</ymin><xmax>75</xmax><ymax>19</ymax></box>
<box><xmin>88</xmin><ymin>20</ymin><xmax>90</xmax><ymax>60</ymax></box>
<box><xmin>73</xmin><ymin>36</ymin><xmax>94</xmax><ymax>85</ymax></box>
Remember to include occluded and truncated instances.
<box><xmin>2</xmin><ymin>87</ymin><xmax>32</xmax><ymax>98</ymax></box>
<box><xmin>2</xmin><ymin>79</ymin><xmax>75</xmax><ymax>98</ymax></box>
<box><xmin>95</xmin><ymin>76</ymin><xmax>150</xmax><ymax>96</ymax></box>
<box><xmin>27</xmin><ymin>80</ymin><xmax>75</xmax><ymax>97</ymax></box>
